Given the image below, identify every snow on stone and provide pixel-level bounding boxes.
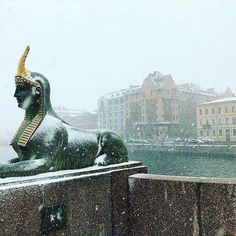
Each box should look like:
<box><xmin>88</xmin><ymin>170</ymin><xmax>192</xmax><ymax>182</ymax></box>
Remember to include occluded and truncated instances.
<box><xmin>34</xmin><ymin>115</ymin><xmax>62</xmax><ymax>146</ymax></box>
<box><xmin>64</xmin><ymin>123</ymin><xmax>97</xmax><ymax>143</ymax></box>
<box><xmin>0</xmin><ymin>161</ymin><xmax>137</xmax><ymax>190</ymax></box>
<box><xmin>22</xmin><ymin>158</ymin><xmax>46</xmax><ymax>171</ymax></box>
<box><xmin>94</xmin><ymin>154</ymin><xmax>107</xmax><ymax>166</ymax></box>
<box><xmin>0</xmin><ymin>172</ymin><xmax>107</xmax><ymax>190</ymax></box>
<box><xmin>21</xmin><ymin>95</ymin><xmax>33</xmax><ymax>110</ymax></box>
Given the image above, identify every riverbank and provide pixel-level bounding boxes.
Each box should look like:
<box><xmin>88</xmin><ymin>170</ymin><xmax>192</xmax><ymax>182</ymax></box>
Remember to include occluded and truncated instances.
<box><xmin>127</xmin><ymin>143</ymin><xmax>236</xmax><ymax>157</ymax></box>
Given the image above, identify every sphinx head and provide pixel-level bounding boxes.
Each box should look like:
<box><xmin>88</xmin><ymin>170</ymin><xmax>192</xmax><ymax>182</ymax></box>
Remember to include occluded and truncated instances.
<box><xmin>14</xmin><ymin>46</ymin><xmax>43</xmax><ymax>112</ymax></box>
<box><xmin>14</xmin><ymin>80</ymin><xmax>41</xmax><ymax>111</ymax></box>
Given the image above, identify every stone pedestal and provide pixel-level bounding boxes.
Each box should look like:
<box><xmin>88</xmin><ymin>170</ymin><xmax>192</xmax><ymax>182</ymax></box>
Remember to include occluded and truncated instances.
<box><xmin>0</xmin><ymin>161</ymin><xmax>147</xmax><ymax>236</ymax></box>
<box><xmin>129</xmin><ymin>174</ymin><xmax>236</xmax><ymax>236</ymax></box>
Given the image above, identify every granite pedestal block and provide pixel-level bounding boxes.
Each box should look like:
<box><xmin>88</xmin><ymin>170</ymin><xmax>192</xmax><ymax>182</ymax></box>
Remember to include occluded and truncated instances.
<box><xmin>129</xmin><ymin>174</ymin><xmax>236</xmax><ymax>236</ymax></box>
<box><xmin>0</xmin><ymin>161</ymin><xmax>146</xmax><ymax>236</ymax></box>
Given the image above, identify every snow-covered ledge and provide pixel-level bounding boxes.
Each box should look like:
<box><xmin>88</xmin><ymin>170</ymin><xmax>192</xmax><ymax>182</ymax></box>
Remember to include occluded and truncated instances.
<box><xmin>0</xmin><ymin>161</ymin><xmax>141</xmax><ymax>187</ymax></box>
<box><xmin>0</xmin><ymin>161</ymin><xmax>147</xmax><ymax>235</ymax></box>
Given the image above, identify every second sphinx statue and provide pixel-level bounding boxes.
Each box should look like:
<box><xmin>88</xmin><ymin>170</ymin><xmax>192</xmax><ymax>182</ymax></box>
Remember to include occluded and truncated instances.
<box><xmin>0</xmin><ymin>46</ymin><xmax>128</xmax><ymax>178</ymax></box>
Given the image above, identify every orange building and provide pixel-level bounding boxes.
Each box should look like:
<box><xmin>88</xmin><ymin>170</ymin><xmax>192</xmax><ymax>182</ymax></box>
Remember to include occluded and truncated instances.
<box><xmin>98</xmin><ymin>71</ymin><xmax>233</xmax><ymax>140</ymax></box>
<box><xmin>125</xmin><ymin>72</ymin><xmax>219</xmax><ymax>139</ymax></box>
<box><xmin>125</xmin><ymin>71</ymin><xmax>178</xmax><ymax>140</ymax></box>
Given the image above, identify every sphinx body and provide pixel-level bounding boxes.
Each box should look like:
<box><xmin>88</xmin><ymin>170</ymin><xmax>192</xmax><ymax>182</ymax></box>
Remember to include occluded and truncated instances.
<box><xmin>0</xmin><ymin>47</ymin><xmax>128</xmax><ymax>178</ymax></box>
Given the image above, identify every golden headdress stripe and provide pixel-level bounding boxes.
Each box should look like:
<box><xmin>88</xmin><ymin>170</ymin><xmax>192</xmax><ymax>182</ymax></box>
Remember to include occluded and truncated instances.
<box><xmin>15</xmin><ymin>46</ymin><xmax>39</xmax><ymax>87</ymax></box>
<box><xmin>17</xmin><ymin>91</ymin><xmax>44</xmax><ymax>147</ymax></box>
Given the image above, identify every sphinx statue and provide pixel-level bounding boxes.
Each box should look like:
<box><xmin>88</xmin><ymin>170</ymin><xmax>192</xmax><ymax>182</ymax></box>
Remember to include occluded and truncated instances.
<box><xmin>0</xmin><ymin>46</ymin><xmax>128</xmax><ymax>178</ymax></box>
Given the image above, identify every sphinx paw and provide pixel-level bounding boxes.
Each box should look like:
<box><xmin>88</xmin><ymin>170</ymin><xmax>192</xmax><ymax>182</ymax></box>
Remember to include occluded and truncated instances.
<box><xmin>94</xmin><ymin>154</ymin><xmax>108</xmax><ymax>166</ymax></box>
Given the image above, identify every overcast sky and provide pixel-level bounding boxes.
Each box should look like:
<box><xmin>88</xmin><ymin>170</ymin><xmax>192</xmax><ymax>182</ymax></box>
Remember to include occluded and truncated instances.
<box><xmin>0</xmin><ymin>0</ymin><xmax>236</xmax><ymax>141</ymax></box>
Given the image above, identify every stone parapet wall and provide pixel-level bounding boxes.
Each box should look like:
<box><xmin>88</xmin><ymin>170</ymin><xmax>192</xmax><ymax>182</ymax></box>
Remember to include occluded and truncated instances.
<box><xmin>129</xmin><ymin>174</ymin><xmax>236</xmax><ymax>236</ymax></box>
<box><xmin>0</xmin><ymin>162</ymin><xmax>147</xmax><ymax>236</ymax></box>
<box><xmin>2</xmin><ymin>163</ymin><xmax>236</xmax><ymax>235</ymax></box>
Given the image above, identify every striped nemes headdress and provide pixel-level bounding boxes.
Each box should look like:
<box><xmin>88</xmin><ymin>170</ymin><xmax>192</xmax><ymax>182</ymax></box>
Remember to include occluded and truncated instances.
<box><xmin>11</xmin><ymin>46</ymin><xmax>44</xmax><ymax>148</ymax></box>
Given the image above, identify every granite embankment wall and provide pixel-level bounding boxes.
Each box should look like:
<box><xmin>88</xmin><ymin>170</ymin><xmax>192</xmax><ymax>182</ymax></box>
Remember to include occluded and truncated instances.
<box><xmin>0</xmin><ymin>162</ymin><xmax>236</xmax><ymax>235</ymax></box>
<box><xmin>129</xmin><ymin>174</ymin><xmax>236</xmax><ymax>236</ymax></box>
<box><xmin>127</xmin><ymin>143</ymin><xmax>236</xmax><ymax>157</ymax></box>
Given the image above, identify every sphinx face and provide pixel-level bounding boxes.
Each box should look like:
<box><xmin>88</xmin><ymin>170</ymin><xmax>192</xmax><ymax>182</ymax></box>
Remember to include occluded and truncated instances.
<box><xmin>14</xmin><ymin>82</ymin><xmax>38</xmax><ymax>110</ymax></box>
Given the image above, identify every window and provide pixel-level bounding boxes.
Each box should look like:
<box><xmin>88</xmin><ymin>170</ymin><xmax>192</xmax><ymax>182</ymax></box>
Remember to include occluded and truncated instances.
<box><xmin>200</xmin><ymin>119</ymin><xmax>202</xmax><ymax>126</ymax></box>
<box><xmin>212</xmin><ymin>118</ymin><xmax>216</xmax><ymax>125</ymax></box>
<box><xmin>232</xmin><ymin>106</ymin><xmax>236</xmax><ymax>113</ymax></box>
<box><xmin>218</xmin><ymin>107</ymin><xmax>221</xmax><ymax>114</ymax></box>
<box><xmin>213</xmin><ymin>130</ymin><xmax>216</xmax><ymax>136</ymax></box>
<box><xmin>199</xmin><ymin>109</ymin><xmax>202</xmax><ymax>115</ymax></box>
<box><xmin>212</xmin><ymin>108</ymin><xmax>215</xmax><ymax>114</ymax></box>
<box><xmin>225</xmin><ymin>117</ymin><xmax>229</xmax><ymax>125</ymax></box>
<box><xmin>205</xmin><ymin>108</ymin><xmax>208</xmax><ymax>115</ymax></box>
<box><xmin>200</xmin><ymin>130</ymin><xmax>203</xmax><ymax>136</ymax></box>
<box><xmin>233</xmin><ymin>129</ymin><xmax>236</xmax><ymax>136</ymax></box>
<box><xmin>218</xmin><ymin>118</ymin><xmax>222</xmax><ymax>124</ymax></box>
<box><xmin>219</xmin><ymin>129</ymin><xmax>223</xmax><ymax>136</ymax></box>
<box><xmin>232</xmin><ymin>117</ymin><xmax>236</xmax><ymax>124</ymax></box>
<box><xmin>225</xmin><ymin>107</ymin><xmax>228</xmax><ymax>113</ymax></box>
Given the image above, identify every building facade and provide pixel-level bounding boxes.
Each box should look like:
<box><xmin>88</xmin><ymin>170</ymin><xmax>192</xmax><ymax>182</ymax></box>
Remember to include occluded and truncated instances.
<box><xmin>125</xmin><ymin>71</ymin><xmax>178</xmax><ymax>140</ymax></box>
<box><xmin>98</xmin><ymin>71</ymin><xmax>234</xmax><ymax>141</ymax></box>
<box><xmin>98</xmin><ymin>89</ymin><xmax>127</xmax><ymax>138</ymax></box>
<box><xmin>197</xmin><ymin>97</ymin><xmax>236</xmax><ymax>142</ymax></box>
<box><xmin>177</xmin><ymin>83</ymin><xmax>217</xmax><ymax>137</ymax></box>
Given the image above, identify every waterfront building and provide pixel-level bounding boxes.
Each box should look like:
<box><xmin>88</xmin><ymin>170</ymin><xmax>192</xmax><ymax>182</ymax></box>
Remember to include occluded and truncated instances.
<box><xmin>177</xmin><ymin>83</ymin><xmax>217</xmax><ymax>137</ymax></box>
<box><xmin>98</xmin><ymin>89</ymin><xmax>127</xmax><ymax>138</ymax></box>
<box><xmin>125</xmin><ymin>71</ymin><xmax>178</xmax><ymax>140</ymax></box>
<box><xmin>124</xmin><ymin>85</ymin><xmax>141</xmax><ymax>139</ymax></box>
<box><xmin>98</xmin><ymin>71</ymin><xmax>234</xmax><ymax>140</ymax></box>
<box><xmin>197</xmin><ymin>97</ymin><xmax>236</xmax><ymax>142</ymax></box>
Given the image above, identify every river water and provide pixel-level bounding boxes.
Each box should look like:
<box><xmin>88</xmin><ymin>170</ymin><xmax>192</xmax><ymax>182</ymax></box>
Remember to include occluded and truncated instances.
<box><xmin>129</xmin><ymin>150</ymin><xmax>236</xmax><ymax>178</ymax></box>
<box><xmin>1</xmin><ymin>145</ymin><xmax>236</xmax><ymax>178</ymax></box>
